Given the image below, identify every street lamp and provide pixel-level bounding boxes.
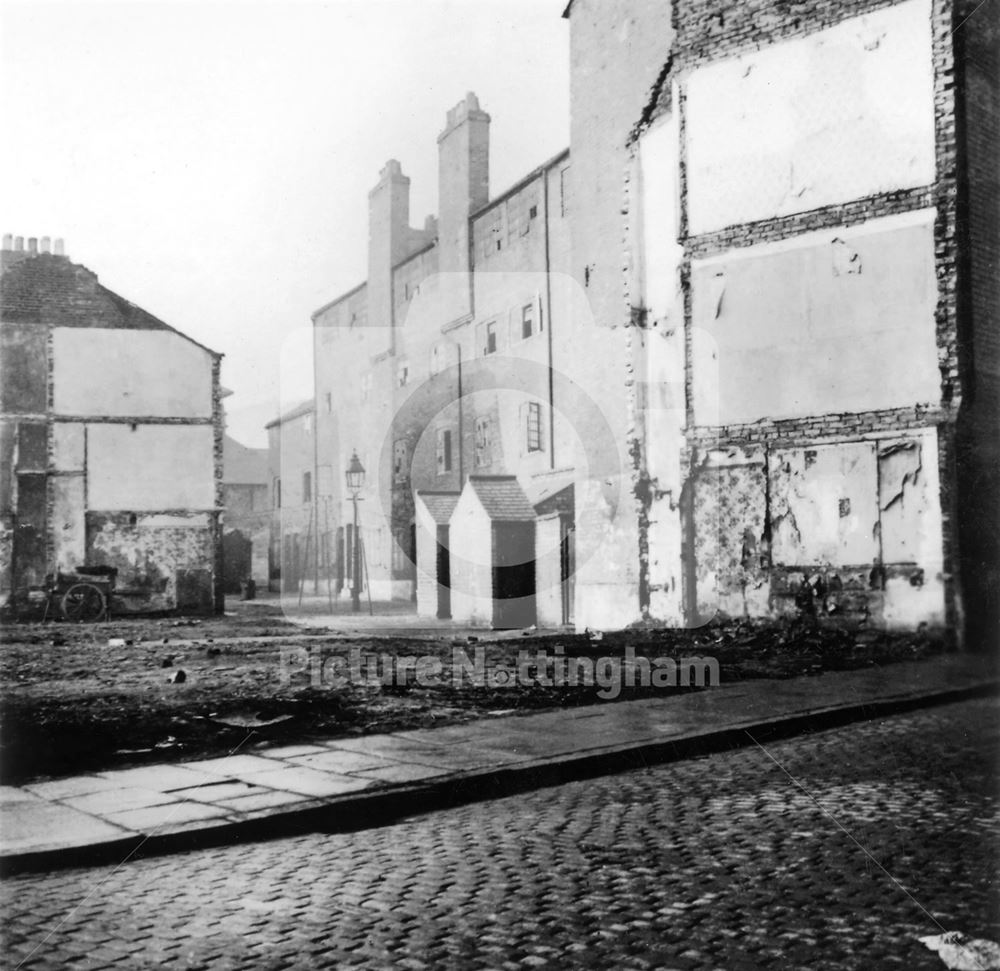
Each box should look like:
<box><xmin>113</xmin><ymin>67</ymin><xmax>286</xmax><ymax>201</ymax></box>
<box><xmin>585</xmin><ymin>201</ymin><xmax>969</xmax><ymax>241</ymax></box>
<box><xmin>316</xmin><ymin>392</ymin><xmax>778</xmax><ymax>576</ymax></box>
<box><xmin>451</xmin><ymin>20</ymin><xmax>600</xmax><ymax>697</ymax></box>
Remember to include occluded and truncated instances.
<box><xmin>345</xmin><ymin>451</ymin><xmax>365</xmax><ymax>612</ymax></box>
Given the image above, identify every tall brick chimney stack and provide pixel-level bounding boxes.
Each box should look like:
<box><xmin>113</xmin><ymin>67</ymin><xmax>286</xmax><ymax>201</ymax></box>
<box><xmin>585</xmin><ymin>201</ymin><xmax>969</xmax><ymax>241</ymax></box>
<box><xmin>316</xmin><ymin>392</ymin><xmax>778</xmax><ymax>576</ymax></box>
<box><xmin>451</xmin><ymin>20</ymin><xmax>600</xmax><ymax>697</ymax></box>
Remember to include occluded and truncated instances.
<box><xmin>437</xmin><ymin>92</ymin><xmax>490</xmax><ymax>322</ymax></box>
<box><xmin>438</xmin><ymin>92</ymin><xmax>490</xmax><ymax>276</ymax></box>
<box><xmin>367</xmin><ymin>158</ymin><xmax>412</xmax><ymax>335</ymax></box>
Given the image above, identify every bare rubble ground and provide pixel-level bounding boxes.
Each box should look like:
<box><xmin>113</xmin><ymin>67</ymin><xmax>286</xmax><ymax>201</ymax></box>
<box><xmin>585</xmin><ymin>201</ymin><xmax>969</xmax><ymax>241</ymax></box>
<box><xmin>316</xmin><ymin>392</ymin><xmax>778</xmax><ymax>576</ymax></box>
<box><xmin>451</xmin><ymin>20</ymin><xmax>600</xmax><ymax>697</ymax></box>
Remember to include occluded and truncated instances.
<box><xmin>0</xmin><ymin>600</ymin><xmax>947</xmax><ymax>785</ymax></box>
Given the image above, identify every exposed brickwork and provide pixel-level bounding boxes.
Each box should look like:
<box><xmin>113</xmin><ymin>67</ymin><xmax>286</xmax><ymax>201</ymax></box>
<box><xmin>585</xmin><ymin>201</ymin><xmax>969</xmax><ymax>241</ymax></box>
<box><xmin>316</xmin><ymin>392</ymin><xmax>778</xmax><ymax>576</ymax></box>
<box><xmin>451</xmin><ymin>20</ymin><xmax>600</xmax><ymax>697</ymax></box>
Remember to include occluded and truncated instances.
<box><xmin>954</xmin><ymin>0</ymin><xmax>1000</xmax><ymax>647</ymax></box>
<box><xmin>1</xmin><ymin>249</ymin><xmax>221</xmax><ymax>613</ymax></box>
<box><xmin>688</xmin><ymin>406</ymin><xmax>947</xmax><ymax>450</ymax></box>
<box><xmin>211</xmin><ymin>356</ymin><xmax>225</xmax><ymax>614</ymax></box>
<box><xmin>623</xmin><ymin>0</ymin><xmax>975</xmax><ymax>631</ymax></box>
<box><xmin>671</xmin><ymin>0</ymin><xmax>901</xmax><ymax>71</ymax></box>
<box><xmin>686</xmin><ymin>187</ymin><xmax>934</xmax><ymax>259</ymax></box>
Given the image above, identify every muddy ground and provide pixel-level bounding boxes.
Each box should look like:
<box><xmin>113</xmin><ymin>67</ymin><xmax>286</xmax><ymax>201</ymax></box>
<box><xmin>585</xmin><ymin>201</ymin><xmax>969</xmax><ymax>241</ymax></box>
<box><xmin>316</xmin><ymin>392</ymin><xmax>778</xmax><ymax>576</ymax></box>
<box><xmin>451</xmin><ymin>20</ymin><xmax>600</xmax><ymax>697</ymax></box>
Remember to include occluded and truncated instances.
<box><xmin>0</xmin><ymin>601</ymin><xmax>946</xmax><ymax>783</ymax></box>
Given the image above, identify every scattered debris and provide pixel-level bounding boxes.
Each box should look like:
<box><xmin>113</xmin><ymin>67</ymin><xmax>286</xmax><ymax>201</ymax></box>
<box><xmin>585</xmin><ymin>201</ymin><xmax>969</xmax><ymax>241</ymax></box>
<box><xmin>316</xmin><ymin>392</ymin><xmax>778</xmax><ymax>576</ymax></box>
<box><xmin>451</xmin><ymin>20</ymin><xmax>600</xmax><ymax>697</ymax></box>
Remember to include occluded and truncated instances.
<box><xmin>209</xmin><ymin>712</ymin><xmax>294</xmax><ymax>729</ymax></box>
<box><xmin>161</xmin><ymin>656</ymin><xmax>175</xmax><ymax>668</ymax></box>
<box><xmin>919</xmin><ymin>932</ymin><xmax>1000</xmax><ymax>970</ymax></box>
<box><xmin>168</xmin><ymin>670</ymin><xmax>187</xmax><ymax>684</ymax></box>
<box><xmin>107</xmin><ymin>638</ymin><xmax>131</xmax><ymax>647</ymax></box>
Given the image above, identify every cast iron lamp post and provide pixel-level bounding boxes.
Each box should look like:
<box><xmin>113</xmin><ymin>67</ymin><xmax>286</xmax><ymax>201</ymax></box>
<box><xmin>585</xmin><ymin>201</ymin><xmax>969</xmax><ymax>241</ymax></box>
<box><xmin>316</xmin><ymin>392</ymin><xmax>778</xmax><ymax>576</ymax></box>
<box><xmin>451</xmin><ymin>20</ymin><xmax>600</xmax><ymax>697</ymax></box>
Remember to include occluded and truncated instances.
<box><xmin>345</xmin><ymin>451</ymin><xmax>365</xmax><ymax>612</ymax></box>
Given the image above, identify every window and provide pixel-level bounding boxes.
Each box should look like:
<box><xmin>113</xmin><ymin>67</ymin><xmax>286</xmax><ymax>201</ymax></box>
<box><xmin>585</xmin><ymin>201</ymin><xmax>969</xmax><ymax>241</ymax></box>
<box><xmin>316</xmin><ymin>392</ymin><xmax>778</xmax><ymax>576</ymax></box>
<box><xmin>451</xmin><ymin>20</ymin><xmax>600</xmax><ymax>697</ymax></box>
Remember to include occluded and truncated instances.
<box><xmin>396</xmin><ymin>359</ymin><xmax>409</xmax><ymax>388</ymax></box>
<box><xmin>521</xmin><ymin>303</ymin><xmax>536</xmax><ymax>340</ymax></box>
<box><xmin>524</xmin><ymin>402</ymin><xmax>544</xmax><ymax>453</ymax></box>
<box><xmin>273</xmin><ymin>477</ymin><xmax>281</xmax><ymax>509</ymax></box>
<box><xmin>436</xmin><ymin>428</ymin><xmax>453</xmax><ymax>474</ymax></box>
<box><xmin>482</xmin><ymin>320</ymin><xmax>497</xmax><ymax>356</ymax></box>
<box><xmin>559</xmin><ymin>166</ymin><xmax>571</xmax><ymax>217</ymax></box>
<box><xmin>393</xmin><ymin>439</ymin><xmax>408</xmax><ymax>480</ymax></box>
<box><xmin>324</xmin><ymin>392</ymin><xmax>332</xmax><ymax>413</ymax></box>
<box><xmin>430</xmin><ymin>342</ymin><xmax>448</xmax><ymax>376</ymax></box>
<box><xmin>474</xmin><ymin>417</ymin><xmax>493</xmax><ymax>468</ymax></box>
<box><xmin>302</xmin><ymin>414</ymin><xmax>313</xmax><ymax>435</ymax></box>
<box><xmin>302</xmin><ymin>471</ymin><xmax>312</xmax><ymax>503</ymax></box>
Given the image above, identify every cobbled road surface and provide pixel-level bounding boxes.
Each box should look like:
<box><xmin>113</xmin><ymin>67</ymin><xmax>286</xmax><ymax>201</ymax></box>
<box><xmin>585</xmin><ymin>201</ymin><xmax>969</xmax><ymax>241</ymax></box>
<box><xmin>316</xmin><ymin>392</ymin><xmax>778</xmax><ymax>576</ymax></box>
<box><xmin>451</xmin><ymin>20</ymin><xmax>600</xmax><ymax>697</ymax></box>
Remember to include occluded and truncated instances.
<box><xmin>3</xmin><ymin>697</ymin><xmax>998</xmax><ymax>970</ymax></box>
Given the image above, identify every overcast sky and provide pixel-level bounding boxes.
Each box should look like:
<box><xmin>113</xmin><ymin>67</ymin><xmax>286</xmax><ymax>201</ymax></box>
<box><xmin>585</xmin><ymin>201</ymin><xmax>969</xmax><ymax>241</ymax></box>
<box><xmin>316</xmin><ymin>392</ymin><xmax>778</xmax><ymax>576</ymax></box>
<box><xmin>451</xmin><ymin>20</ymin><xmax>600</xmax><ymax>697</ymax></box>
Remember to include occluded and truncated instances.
<box><xmin>0</xmin><ymin>0</ymin><xmax>570</xmax><ymax>446</ymax></box>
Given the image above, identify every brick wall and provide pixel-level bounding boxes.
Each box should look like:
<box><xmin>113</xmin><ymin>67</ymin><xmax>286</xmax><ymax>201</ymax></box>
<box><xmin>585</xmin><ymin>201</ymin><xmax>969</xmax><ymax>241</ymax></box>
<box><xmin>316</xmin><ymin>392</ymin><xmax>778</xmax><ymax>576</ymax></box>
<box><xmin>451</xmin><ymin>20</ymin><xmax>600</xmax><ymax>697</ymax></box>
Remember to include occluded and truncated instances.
<box><xmin>954</xmin><ymin>0</ymin><xmax>1000</xmax><ymax>647</ymax></box>
<box><xmin>624</xmin><ymin>0</ymin><xmax>969</xmax><ymax>630</ymax></box>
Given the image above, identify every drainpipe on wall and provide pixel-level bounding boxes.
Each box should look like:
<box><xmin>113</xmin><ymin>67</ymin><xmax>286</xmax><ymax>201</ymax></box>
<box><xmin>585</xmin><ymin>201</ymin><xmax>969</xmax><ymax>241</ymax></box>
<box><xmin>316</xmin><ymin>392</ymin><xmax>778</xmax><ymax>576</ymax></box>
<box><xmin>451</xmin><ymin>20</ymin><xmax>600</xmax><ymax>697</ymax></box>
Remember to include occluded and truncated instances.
<box><xmin>457</xmin><ymin>342</ymin><xmax>464</xmax><ymax>485</ymax></box>
<box><xmin>543</xmin><ymin>168</ymin><xmax>556</xmax><ymax>470</ymax></box>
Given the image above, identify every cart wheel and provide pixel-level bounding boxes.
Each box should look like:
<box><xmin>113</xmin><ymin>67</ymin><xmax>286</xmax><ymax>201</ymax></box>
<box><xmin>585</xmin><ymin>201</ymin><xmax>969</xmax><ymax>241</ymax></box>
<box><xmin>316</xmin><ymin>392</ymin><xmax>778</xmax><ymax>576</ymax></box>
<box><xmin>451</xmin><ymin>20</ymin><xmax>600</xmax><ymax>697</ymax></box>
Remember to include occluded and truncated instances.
<box><xmin>61</xmin><ymin>583</ymin><xmax>107</xmax><ymax>623</ymax></box>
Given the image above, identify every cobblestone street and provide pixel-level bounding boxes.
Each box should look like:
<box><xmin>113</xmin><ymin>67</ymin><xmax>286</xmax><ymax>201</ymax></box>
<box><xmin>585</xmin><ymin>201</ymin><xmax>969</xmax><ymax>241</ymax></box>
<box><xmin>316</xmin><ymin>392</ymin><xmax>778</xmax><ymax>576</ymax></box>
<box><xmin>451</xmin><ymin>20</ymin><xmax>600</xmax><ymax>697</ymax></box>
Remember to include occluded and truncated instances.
<box><xmin>3</xmin><ymin>697</ymin><xmax>997</xmax><ymax>970</ymax></box>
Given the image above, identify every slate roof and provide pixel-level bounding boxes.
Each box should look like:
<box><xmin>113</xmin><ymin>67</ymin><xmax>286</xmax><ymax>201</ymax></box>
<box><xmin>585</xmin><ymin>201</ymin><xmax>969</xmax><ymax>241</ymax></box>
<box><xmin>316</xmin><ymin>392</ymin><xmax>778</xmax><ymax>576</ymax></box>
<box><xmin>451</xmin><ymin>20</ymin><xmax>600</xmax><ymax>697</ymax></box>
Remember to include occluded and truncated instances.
<box><xmin>416</xmin><ymin>491</ymin><xmax>461</xmax><ymax>525</ymax></box>
<box><xmin>0</xmin><ymin>253</ymin><xmax>219</xmax><ymax>356</ymax></box>
<box><xmin>264</xmin><ymin>399</ymin><xmax>315</xmax><ymax>429</ymax></box>
<box><xmin>467</xmin><ymin>475</ymin><xmax>536</xmax><ymax>522</ymax></box>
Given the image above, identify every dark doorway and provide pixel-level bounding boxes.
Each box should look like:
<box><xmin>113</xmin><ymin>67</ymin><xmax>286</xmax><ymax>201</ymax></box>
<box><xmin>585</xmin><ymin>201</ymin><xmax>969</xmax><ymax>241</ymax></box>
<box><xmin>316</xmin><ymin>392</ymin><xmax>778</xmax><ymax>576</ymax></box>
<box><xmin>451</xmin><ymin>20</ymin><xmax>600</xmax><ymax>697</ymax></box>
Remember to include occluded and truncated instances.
<box><xmin>282</xmin><ymin>535</ymin><xmax>300</xmax><ymax>593</ymax></box>
<box><xmin>560</xmin><ymin>516</ymin><xmax>575</xmax><ymax>626</ymax></box>
<box><xmin>222</xmin><ymin>529</ymin><xmax>252</xmax><ymax>594</ymax></box>
<box><xmin>436</xmin><ymin>524</ymin><xmax>451</xmax><ymax>619</ymax></box>
<box><xmin>492</xmin><ymin>522</ymin><xmax>536</xmax><ymax>629</ymax></box>
<box><xmin>410</xmin><ymin>521</ymin><xmax>417</xmax><ymax>602</ymax></box>
<box><xmin>13</xmin><ymin>472</ymin><xmax>47</xmax><ymax>591</ymax></box>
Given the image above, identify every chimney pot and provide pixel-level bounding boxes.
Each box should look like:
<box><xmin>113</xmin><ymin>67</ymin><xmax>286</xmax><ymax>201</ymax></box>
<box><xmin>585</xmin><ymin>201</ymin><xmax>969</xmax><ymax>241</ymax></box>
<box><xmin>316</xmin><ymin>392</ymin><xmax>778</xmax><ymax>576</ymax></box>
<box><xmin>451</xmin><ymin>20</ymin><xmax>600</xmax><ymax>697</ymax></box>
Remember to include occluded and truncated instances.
<box><xmin>54</xmin><ymin>238</ymin><xmax>65</xmax><ymax>256</ymax></box>
<box><xmin>28</xmin><ymin>237</ymin><xmax>38</xmax><ymax>254</ymax></box>
<box><xmin>2</xmin><ymin>234</ymin><xmax>11</xmax><ymax>250</ymax></box>
<box><xmin>14</xmin><ymin>236</ymin><xmax>24</xmax><ymax>251</ymax></box>
<box><xmin>40</xmin><ymin>236</ymin><xmax>51</xmax><ymax>254</ymax></box>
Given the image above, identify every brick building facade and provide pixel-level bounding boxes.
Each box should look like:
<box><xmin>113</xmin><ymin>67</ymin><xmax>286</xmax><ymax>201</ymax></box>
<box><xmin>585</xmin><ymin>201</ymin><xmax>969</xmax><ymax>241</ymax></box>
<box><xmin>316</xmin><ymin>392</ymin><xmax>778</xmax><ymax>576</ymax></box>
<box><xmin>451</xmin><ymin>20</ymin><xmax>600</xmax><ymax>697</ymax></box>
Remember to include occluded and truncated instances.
<box><xmin>0</xmin><ymin>236</ymin><xmax>223</xmax><ymax>614</ymax></box>
<box><xmin>609</xmin><ymin>0</ymin><xmax>998</xmax><ymax>641</ymax></box>
<box><xmin>307</xmin><ymin>1</ymin><xmax>995</xmax><ymax>637</ymax></box>
<box><xmin>312</xmin><ymin>95</ymin><xmax>605</xmax><ymax>626</ymax></box>
<box><xmin>266</xmin><ymin>400</ymin><xmax>320</xmax><ymax>594</ymax></box>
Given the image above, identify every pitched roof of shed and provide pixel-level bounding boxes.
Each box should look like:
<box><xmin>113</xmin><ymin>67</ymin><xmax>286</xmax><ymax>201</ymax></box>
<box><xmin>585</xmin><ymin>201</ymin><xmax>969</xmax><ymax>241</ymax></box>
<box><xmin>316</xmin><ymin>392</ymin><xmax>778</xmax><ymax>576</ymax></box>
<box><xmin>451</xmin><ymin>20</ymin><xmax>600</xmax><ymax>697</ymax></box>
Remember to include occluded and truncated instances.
<box><xmin>0</xmin><ymin>253</ymin><xmax>220</xmax><ymax>356</ymax></box>
<box><xmin>467</xmin><ymin>475</ymin><xmax>536</xmax><ymax>522</ymax></box>
<box><xmin>416</xmin><ymin>491</ymin><xmax>461</xmax><ymax>524</ymax></box>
